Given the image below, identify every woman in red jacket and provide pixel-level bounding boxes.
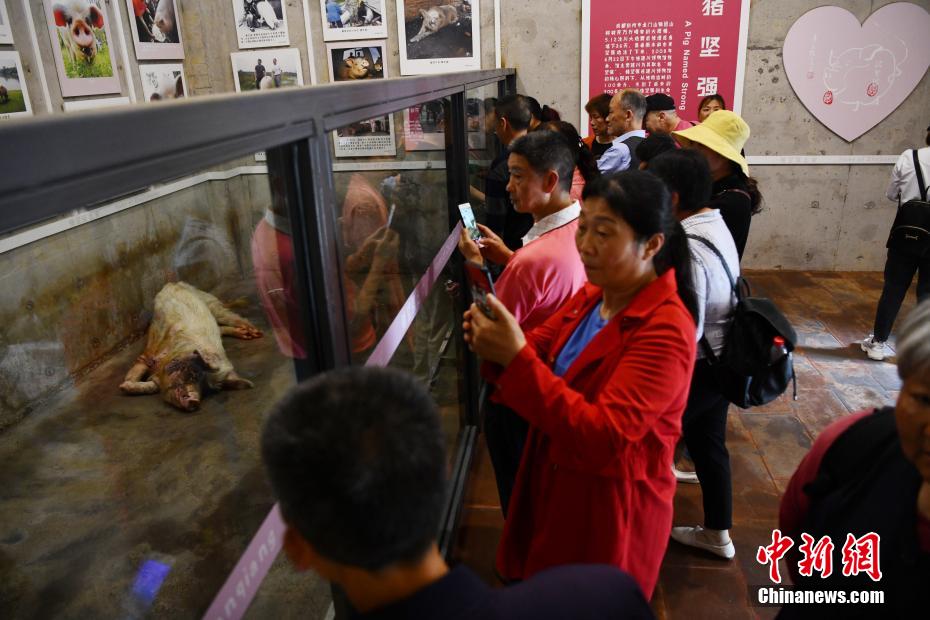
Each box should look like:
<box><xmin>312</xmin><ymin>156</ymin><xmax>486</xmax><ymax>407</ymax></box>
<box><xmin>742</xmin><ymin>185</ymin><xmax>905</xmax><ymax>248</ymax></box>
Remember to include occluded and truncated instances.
<box><xmin>464</xmin><ymin>171</ymin><xmax>698</xmax><ymax>599</ymax></box>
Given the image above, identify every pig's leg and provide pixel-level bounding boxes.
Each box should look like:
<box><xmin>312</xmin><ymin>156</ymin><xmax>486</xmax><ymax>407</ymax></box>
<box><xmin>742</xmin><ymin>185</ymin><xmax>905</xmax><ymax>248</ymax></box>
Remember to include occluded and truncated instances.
<box><xmin>221</xmin><ymin>370</ymin><xmax>254</xmax><ymax>390</ymax></box>
<box><xmin>191</xmin><ymin>288</ymin><xmax>263</xmax><ymax>339</ymax></box>
<box><xmin>120</xmin><ymin>357</ymin><xmax>159</xmax><ymax>394</ymax></box>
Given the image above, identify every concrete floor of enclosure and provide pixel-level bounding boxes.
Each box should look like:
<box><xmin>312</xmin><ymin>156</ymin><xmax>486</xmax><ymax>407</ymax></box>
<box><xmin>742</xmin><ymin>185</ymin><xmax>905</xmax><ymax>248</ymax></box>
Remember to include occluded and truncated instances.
<box><xmin>452</xmin><ymin>269</ymin><xmax>917</xmax><ymax>620</ymax></box>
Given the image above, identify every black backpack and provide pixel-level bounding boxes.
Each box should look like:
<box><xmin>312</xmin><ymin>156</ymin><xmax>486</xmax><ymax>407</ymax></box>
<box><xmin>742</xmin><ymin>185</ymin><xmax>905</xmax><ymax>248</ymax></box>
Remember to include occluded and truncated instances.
<box><xmin>886</xmin><ymin>149</ymin><xmax>930</xmax><ymax>258</ymax></box>
<box><xmin>688</xmin><ymin>235</ymin><xmax>798</xmax><ymax>408</ymax></box>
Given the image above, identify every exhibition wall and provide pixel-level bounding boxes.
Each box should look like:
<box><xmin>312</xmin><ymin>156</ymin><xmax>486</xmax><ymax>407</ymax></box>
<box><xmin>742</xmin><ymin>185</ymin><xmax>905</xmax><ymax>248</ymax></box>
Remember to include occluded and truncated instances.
<box><xmin>2</xmin><ymin>1</ymin><xmax>930</xmax><ymax>270</ymax></box>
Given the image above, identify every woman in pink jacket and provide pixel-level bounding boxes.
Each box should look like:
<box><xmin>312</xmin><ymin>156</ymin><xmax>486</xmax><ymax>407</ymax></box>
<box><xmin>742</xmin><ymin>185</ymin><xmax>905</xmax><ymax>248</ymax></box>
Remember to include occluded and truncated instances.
<box><xmin>464</xmin><ymin>170</ymin><xmax>698</xmax><ymax>598</ymax></box>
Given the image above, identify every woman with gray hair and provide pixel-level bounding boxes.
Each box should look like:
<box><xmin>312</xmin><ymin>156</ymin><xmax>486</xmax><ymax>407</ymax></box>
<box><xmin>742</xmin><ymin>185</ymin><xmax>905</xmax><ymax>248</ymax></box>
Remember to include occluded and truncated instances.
<box><xmin>777</xmin><ymin>299</ymin><xmax>930</xmax><ymax>618</ymax></box>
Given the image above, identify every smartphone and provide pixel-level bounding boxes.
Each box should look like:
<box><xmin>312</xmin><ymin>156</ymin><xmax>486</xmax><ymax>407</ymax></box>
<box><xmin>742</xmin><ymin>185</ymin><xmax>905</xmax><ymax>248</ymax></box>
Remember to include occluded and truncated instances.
<box><xmin>464</xmin><ymin>260</ymin><xmax>497</xmax><ymax>319</ymax></box>
<box><xmin>457</xmin><ymin>203</ymin><xmax>482</xmax><ymax>242</ymax></box>
<box><xmin>386</xmin><ymin>204</ymin><xmax>396</xmax><ymax>229</ymax></box>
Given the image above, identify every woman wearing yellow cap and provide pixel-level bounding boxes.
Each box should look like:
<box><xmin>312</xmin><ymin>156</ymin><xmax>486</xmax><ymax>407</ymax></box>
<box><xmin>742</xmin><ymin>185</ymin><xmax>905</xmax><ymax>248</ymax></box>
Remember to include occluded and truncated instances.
<box><xmin>672</xmin><ymin>111</ymin><xmax>762</xmax><ymax>259</ymax></box>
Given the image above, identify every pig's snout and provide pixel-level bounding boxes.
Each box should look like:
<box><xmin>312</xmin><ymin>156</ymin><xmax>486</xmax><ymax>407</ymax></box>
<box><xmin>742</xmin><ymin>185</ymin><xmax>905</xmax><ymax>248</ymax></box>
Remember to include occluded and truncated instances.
<box><xmin>175</xmin><ymin>387</ymin><xmax>201</xmax><ymax>411</ymax></box>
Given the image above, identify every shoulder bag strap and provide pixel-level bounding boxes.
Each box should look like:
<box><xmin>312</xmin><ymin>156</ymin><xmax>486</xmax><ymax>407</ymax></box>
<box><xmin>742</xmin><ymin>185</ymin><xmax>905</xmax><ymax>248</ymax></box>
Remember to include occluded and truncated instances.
<box><xmin>912</xmin><ymin>149</ymin><xmax>928</xmax><ymax>202</ymax></box>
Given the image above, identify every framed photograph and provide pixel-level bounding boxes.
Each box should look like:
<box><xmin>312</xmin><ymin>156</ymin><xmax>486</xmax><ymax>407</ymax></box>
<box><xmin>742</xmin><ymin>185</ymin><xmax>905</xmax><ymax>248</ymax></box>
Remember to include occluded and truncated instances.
<box><xmin>319</xmin><ymin>0</ymin><xmax>386</xmax><ymax>42</ymax></box>
<box><xmin>231</xmin><ymin>0</ymin><xmax>289</xmax><ymax>49</ymax></box>
<box><xmin>230</xmin><ymin>48</ymin><xmax>303</xmax><ymax>92</ymax></box>
<box><xmin>43</xmin><ymin>0</ymin><xmax>122</xmax><ymax>97</ymax></box>
<box><xmin>126</xmin><ymin>0</ymin><xmax>184</xmax><ymax>60</ymax></box>
<box><xmin>139</xmin><ymin>63</ymin><xmax>187</xmax><ymax>101</ymax></box>
<box><xmin>0</xmin><ymin>0</ymin><xmax>14</xmax><ymax>45</ymax></box>
<box><xmin>63</xmin><ymin>96</ymin><xmax>131</xmax><ymax>112</ymax></box>
<box><xmin>326</xmin><ymin>41</ymin><xmax>395</xmax><ymax>157</ymax></box>
<box><xmin>0</xmin><ymin>51</ymin><xmax>33</xmax><ymax>120</ymax></box>
<box><xmin>396</xmin><ymin>0</ymin><xmax>479</xmax><ymax>75</ymax></box>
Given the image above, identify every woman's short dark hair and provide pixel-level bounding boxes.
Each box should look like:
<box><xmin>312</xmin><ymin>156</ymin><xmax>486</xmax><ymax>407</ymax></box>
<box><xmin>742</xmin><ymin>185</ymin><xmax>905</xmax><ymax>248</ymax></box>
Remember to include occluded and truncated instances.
<box><xmin>635</xmin><ymin>134</ymin><xmax>678</xmax><ymax>168</ymax></box>
<box><xmin>261</xmin><ymin>367</ymin><xmax>446</xmax><ymax>571</ymax></box>
<box><xmin>509</xmin><ymin>130</ymin><xmax>576</xmax><ymax>192</ymax></box>
<box><xmin>648</xmin><ymin>149</ymin><xmax>713</xmax><ymax>214</ymax></box>
<box><xmin>698</xmin><ymin>94</ymin><xmax>727</xmax><ymax>111</ymax></box>
<box><xmin>540</xmin><ymin>120</ymin><xmax>600</xmax><ymax>184</ymax></box>
<box><xmin>585</xmin><ymin>93</ymin><xmax>612</xmax><ymax>119</ymax></box>
<box><xmin>582</xmin><ymin>171</ymin><xmax>699</xmax><ymax>322</ymax></box>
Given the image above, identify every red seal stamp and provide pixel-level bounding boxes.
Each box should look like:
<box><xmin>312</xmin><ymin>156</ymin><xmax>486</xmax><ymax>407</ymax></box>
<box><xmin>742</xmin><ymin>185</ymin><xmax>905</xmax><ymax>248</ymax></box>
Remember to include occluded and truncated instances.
<box><xmin>823</xmin><ymin>91</ymin><xmax>834</xmax><ymax>105</ymax></box>
<box><xmin>867</xmin><ymin>82</ymin><xmax>878</xmax><ymax>97</ymax></box>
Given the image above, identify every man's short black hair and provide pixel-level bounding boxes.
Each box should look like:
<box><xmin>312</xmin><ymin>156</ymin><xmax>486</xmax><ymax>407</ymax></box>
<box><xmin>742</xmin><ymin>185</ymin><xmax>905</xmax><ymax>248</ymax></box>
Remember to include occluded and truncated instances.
<box><xmin>647</xmin><ymin>149</ymin><xmax>713</xmax><ymax>214</ymax></box>
<box><xmin>261</xmin><ymin>366</ymin><xmax>446</xmax><ymax>571</ymax></box>
<box><xmin>525</xmin><ymin>95</ymin><xmax>542</xmax><ymax>120</ymax></box>
<box><xmin>495</xmin><ymin>94</ymin><xmax>533</xmax><ymax>131</ymax></box>
<box><xmin>635</xmin><ymin>134</ymin><xmax>678</xmax><ymax>167</ymax></box>
<box><xmin>509</xmin><ymin>130</ymin><xmax>576</xmax><ymax>192</ymax></box>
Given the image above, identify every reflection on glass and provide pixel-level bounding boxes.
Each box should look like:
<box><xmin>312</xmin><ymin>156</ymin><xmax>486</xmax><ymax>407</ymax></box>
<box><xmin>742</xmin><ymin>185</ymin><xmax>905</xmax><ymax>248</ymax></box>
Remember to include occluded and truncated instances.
<box><xmin>0</xmin><ymin>153</ymin><xmax>321</xmax><ymax>616</ymax></box>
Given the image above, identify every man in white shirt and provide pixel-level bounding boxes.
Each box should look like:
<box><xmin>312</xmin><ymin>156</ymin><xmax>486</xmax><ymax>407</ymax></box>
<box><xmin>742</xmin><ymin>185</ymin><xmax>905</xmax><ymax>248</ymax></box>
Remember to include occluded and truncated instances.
<box><xmin>598</xmin><ymin>89</ymin><xmax>647</xmax><ymax>174</ymax></box>
<box><xmin>862</xmin><ymin>125</ymin><xmax>930</xmax><ymax>361</ymax></box>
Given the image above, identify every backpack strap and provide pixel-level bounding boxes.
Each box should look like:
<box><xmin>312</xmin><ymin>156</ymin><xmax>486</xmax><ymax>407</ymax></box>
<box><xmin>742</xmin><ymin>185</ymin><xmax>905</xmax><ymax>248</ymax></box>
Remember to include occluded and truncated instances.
<box><xmin>687</xmin><ymin>234</ymin><xmax>737</xmax><ymax>293</ymax></box>
<box><xmin>912</xmin><ymin>149</ymin><xmax>928</xmax><ymax>202</ymax></box>
<box><xmin>688</xmin><ymin>234</ymin><xmax>737</xmax><ymax>364</ymax></box>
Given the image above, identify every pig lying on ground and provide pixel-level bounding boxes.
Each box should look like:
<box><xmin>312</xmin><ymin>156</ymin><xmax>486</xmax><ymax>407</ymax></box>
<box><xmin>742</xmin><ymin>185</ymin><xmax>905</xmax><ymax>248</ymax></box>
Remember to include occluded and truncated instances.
<box><xmin>120</xmin><ymin>282</ymin><xmax>262</xmax><ymax>412</ymax></box>
<box><xmin>258</xmin><ymin>75</ymin><xmax>274</xmax><ymax>90</ymax></box>
<box><xmin>53</xmin><ymin>0</ymin><xmax>105</xmax><ymax>65</ymax></box>
<box><xmin>409</xmin><ymin>4</ymin><xmax>460</xmax><ymax>43</ymax></box>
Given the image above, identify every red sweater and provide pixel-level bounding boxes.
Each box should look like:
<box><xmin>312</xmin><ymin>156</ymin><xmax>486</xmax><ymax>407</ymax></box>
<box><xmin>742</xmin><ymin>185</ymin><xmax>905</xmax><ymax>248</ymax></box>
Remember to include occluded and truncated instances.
<box><xmin>483</xmin><ymin>271</ymin><xmax>696</xmax><ymax>598</ymax></box>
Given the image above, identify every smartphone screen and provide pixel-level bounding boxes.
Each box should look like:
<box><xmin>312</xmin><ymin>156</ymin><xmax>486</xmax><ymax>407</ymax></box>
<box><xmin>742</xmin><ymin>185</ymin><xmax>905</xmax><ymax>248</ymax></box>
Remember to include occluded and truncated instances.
<box><xmin>464</xmin><ymin>260</ymin><xmax>496</xmax><ymax>319</ymax></box>
<box><xmin>457</xmin><ymin>203</ymin><xmax>481</xmax><ymax>242</ymax></box>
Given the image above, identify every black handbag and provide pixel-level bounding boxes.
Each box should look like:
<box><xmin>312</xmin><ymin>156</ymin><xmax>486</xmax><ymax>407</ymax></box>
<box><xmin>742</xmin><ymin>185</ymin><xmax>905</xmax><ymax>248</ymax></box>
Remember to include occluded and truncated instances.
<box><xmin>886</xmin><ymin>149</ymin><xmax>930</xmax><ymax>259</ymax></box>
<box><xmin>688</xmin><ymin>235</ymin><xmax>798</xmax><ymax>408</ymax></box>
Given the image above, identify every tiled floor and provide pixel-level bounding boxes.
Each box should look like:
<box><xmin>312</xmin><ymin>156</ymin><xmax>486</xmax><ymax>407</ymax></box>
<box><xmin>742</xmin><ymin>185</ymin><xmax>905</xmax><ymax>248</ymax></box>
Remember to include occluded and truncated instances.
<box><xmin>452</xmin><ymin>270</ymin><xmax>918</xmax><ymax>619</ymax></box>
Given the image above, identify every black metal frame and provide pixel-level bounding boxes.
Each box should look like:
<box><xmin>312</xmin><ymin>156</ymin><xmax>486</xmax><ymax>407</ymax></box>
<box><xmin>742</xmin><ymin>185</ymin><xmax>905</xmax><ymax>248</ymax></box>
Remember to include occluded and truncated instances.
<box><xmin>0</xmin><ymin>68</ymin><xmax>515</xmax><ymax>615</ymax></box>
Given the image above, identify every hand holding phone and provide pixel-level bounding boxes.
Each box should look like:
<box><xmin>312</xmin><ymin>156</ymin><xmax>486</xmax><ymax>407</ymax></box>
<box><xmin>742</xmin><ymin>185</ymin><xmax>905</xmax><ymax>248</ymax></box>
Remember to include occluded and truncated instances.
<box><xmin>464</xmin><ymin>260</ymin><xmax>496</xmax><ymax>319</ymax></box>
<box><xmin>458</xmin><ymin>203</ymin><xmax>482</xmax><ymax>243</ymax></box>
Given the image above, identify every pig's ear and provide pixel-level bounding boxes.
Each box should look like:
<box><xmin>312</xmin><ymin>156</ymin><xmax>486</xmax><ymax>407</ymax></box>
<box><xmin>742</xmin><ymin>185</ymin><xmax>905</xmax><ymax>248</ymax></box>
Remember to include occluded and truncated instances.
<box><xmin>88</xmin><ymin>5</ymin><xmax>106</xmax><ymax>29</ymax></box>
<box><xmin>52</xmin><ymin>4</ymin><xmax>70</xmax><ymax>27</ymax></box>
<box><xmin>192</xmin><ymin>350</ymin><xmax>221</xmax><ymax>372</ymax></box>
<box><xmin>420</xmin><ymin>9</ymin><xmax>428</xmax><ymax>18</ymax></box>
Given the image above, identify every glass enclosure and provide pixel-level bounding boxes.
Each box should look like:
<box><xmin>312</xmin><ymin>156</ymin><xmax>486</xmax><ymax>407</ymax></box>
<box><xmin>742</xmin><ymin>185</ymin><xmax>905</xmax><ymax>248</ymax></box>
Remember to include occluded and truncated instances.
<box><xmin>0</xmin><ymin>68</ymin><xmax>513</xmax><ymax>618</ymax></box>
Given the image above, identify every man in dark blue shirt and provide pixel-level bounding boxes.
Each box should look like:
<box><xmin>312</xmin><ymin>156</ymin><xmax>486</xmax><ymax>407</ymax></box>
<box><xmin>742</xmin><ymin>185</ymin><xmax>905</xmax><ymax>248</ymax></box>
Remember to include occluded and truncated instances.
<box><xmin>261</xmin><ymin>366</ymin><xmax>653</xmax><ymax>619</ymax></box>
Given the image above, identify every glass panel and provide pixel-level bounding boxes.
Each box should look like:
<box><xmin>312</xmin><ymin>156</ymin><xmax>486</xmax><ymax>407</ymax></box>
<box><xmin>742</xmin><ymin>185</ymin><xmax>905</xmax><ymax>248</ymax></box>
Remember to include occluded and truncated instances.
<box><xmin>466</xmin><ymin>83</ymin><xmax>504</xmax><ymax>238</ymax></box>
<box><xmin>0</xmin><ymin>150</ymin><xmax>324</xmax><ymax>617</ymax></box>
<box><xmin>329</xmin><ymin>96</ymin><xmax>466</xmax><ymax>470</ymax></box>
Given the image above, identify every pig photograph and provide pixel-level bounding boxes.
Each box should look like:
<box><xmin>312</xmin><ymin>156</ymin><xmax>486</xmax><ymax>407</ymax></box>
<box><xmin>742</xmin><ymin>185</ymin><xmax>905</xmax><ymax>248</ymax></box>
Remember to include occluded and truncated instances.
<box><xmin>327</xmin><ymin>42</ymin><xmax>386</xmax><ymax>82</ymax></box>
<box><xmin>43</xmin><ymin>0</ymin><xmax>121</xmax><ymax>96</ymax></box>
<box><xmin>119</xmin><ymin>282</ymin><xmax>262</xmax><ymax>412</ymax></box>
<box><xmin>0</xmin><ymin>0</ymin><xmax>13</xmax><ymax>45</ymax></box>
<box><xmin>396</xmin><ymin>0</ymin><xmax>479</xmax><ymax>75</ymax></box>
<box><xmin>0</xmin><ymin>51</ymin><xmax>33</xmax><ymax>120</ymax></box>
<box><xmin>230</xmin><ymin>49</ymin><xmax>304</xmax><ymax>92</ymax></box>
<box><xmin>231</xmin><ymin>0</ymin><xmax>289</xmax><ymax>49</ymax></box>
<box><xmin>140</xmin><ymin>63</ymin><xmax>187</xmax><ymax>101</ymax></box>
<box><xmin>319</xmin><ymin>0</ymin><xmax>387</xmax><ymax>42</ymax></box>
<box><xmin>127</xmin><ymin>0</ymin><xmax>184</xmax><ymax>60</ymax></box>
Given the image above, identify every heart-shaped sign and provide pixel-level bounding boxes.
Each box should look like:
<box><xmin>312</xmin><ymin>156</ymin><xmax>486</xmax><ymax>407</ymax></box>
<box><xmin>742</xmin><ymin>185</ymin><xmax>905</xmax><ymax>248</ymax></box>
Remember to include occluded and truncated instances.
<box><xmin>783</xmin><ymin>3</ymin><xmax>930</xmax><ymax>142</ymax></box>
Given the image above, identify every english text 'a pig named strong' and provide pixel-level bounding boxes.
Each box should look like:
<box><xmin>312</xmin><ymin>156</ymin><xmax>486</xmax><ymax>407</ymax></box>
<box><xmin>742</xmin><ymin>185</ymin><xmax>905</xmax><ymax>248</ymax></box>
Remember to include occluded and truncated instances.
<box><xmin>120</xmin><ymin>282</ymin><xmax>262</xmax><ymax>412</ymax></box>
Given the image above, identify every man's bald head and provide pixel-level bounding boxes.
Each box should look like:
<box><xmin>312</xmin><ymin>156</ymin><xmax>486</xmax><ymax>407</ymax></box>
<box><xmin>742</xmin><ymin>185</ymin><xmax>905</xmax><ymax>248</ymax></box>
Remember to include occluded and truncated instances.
<box><xmin>606</xmin><ymin>88</ymin><xmax>647</xmax><ymax>137</ymax></box>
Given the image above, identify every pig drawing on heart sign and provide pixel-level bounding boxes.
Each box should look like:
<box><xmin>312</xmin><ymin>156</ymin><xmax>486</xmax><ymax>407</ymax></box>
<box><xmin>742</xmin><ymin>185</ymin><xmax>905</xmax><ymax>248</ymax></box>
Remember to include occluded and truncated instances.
<box><xmin>120</xmin><ymin>282</ymin><xmax>262</xmax><ymax>412</ymax></box>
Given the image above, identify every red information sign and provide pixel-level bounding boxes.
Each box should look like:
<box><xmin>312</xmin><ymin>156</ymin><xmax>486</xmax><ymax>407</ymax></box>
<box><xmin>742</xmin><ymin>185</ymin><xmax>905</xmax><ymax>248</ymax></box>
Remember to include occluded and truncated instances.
<box><xmin>581</xmin><ymin>0</ymin><xmax>750</xmax><ymax>131</ymax></box>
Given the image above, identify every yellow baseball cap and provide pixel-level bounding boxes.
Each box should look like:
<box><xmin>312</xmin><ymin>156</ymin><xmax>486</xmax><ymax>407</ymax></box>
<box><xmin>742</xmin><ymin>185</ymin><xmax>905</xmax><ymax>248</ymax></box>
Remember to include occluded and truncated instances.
<box><xmin>672</xmin><ymin>110</ymin><xmax>750</xmax><ymax>177</ymax></box>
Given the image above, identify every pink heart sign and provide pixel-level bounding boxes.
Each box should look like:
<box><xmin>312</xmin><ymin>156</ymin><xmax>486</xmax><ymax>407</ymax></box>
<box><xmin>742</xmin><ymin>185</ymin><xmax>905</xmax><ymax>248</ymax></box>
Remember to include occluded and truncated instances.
<box><xmin>783</xmin><ymin>3</ymin><xmax>930</xmax><ymax>142</ymax></box>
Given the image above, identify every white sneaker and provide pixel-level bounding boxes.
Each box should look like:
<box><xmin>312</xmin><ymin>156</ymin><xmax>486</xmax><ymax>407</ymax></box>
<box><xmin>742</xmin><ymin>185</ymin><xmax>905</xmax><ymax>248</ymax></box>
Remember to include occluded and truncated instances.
<box><xmin>671</xmin><ymin>525</ymin><xmax>736</xmax><ymax>559</ymax></box>
<box><xmin>860</xmin><ymin>334</ymin><xmax>887</xmax><ymax>361</ymax></box>
<box><xmin>672</xmin><ymin>465</ymin><xmax>700</xmax><ymax>484</ymax></box>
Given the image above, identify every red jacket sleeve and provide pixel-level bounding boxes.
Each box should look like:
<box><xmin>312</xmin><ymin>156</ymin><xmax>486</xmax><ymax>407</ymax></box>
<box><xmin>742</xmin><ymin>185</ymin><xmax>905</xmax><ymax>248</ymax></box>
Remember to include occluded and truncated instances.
<box><xmin>491</xmin><ymin>307</ymin><xmax>695</xmax><ymax>471</ymax></box>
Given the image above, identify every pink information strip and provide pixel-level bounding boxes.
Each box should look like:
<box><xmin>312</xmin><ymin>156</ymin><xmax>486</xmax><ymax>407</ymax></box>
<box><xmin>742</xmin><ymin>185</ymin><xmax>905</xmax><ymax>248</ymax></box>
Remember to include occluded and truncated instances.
<box><xmin>202</xmin><ymin>223</ymin><xmax>462</xmax><ymax>620</ymax></box>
